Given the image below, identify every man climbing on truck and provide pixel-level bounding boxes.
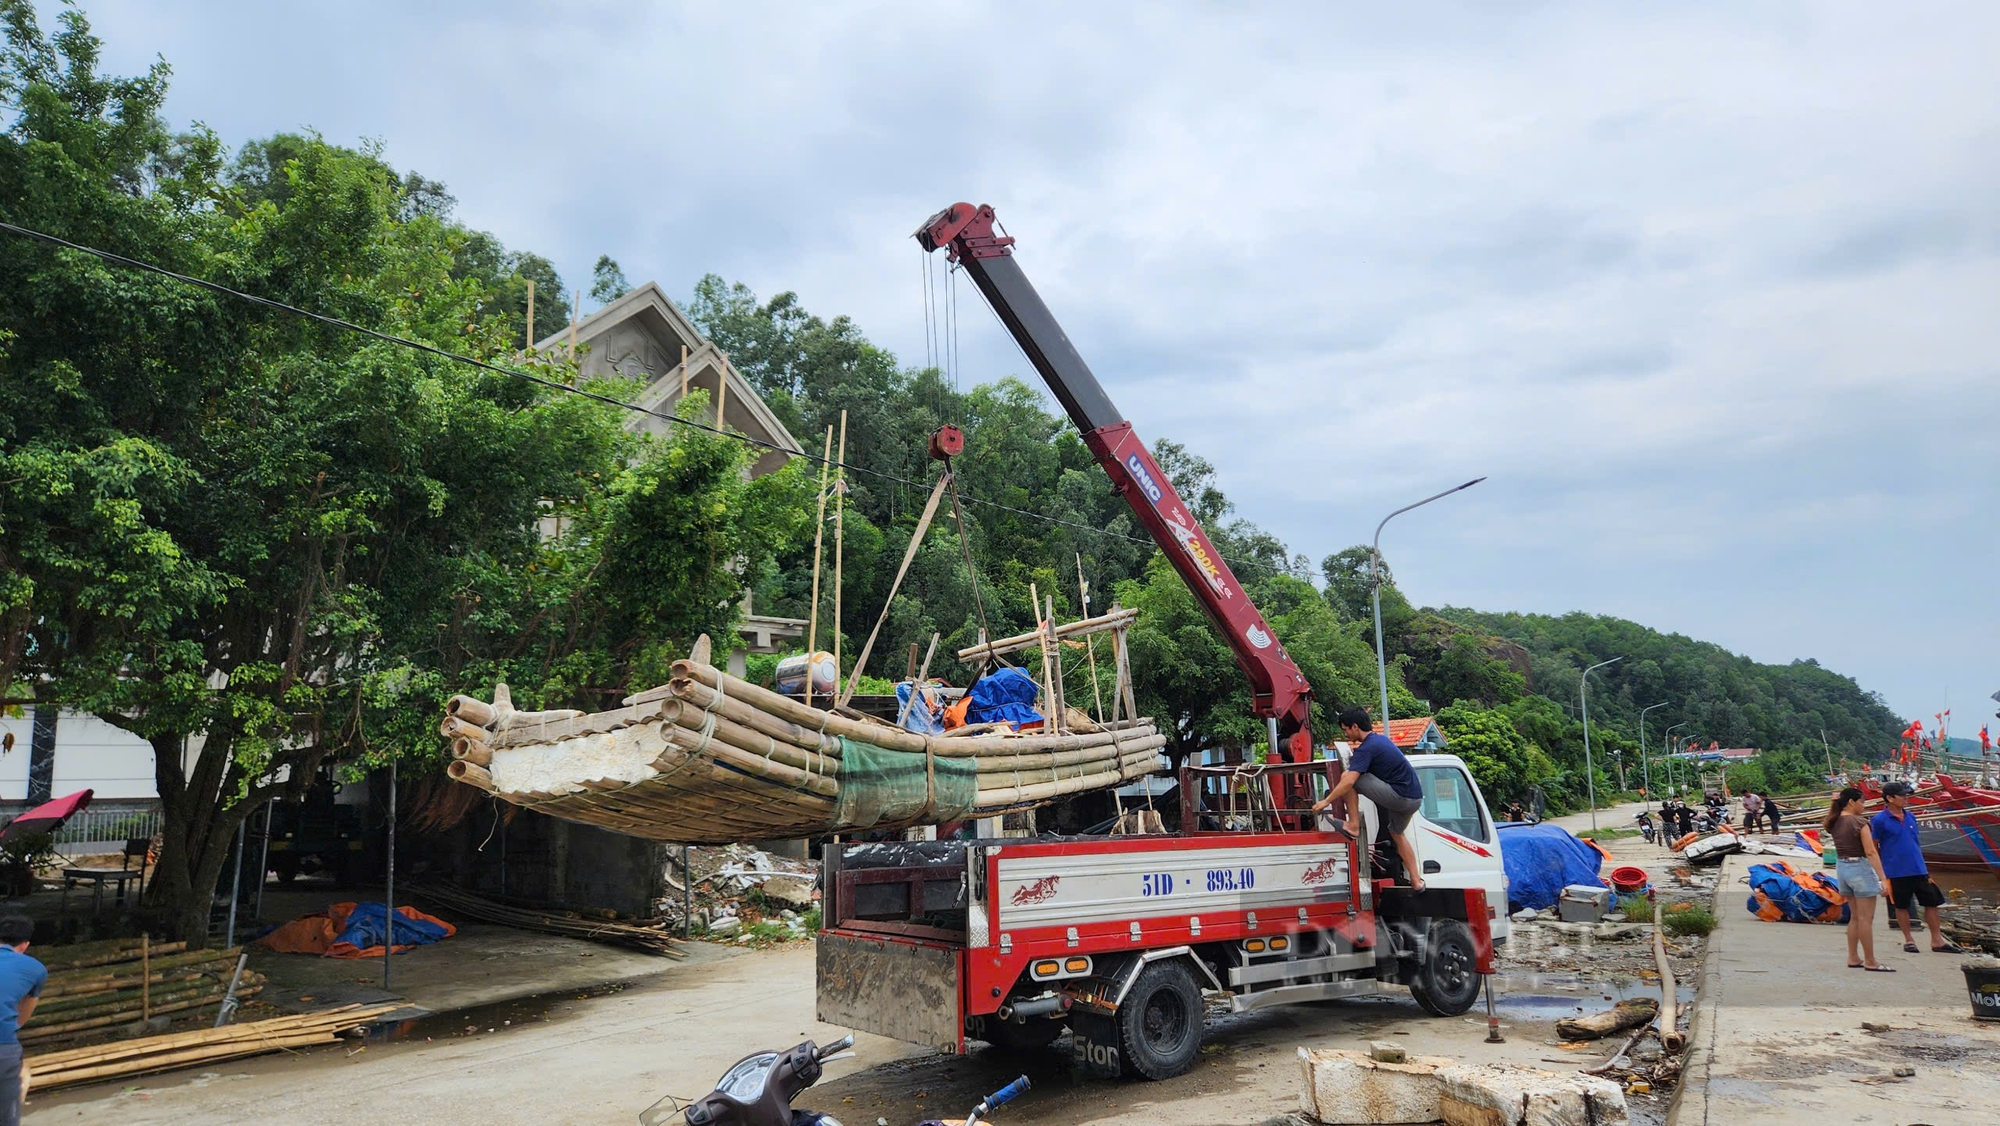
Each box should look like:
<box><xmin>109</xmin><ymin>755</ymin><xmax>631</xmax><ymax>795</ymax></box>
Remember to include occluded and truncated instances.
<box><xmin>1311</xmin><ymin>707</ymin><xmax>1427</xmax><ymax>891</ymax></box>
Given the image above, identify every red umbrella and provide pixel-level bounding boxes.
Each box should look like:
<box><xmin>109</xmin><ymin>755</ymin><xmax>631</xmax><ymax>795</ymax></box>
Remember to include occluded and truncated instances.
<box><xmin>1</xmin><ymin>789</ymin><xmax>93</xmax><ymax>842</ymax></box>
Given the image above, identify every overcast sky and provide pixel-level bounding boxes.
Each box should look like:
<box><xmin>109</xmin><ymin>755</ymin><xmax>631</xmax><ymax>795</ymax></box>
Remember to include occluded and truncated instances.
<box><xmin>73</xmin><ymin>1</ymin><xmax>1999</xmax><ymax>728</ymax></box>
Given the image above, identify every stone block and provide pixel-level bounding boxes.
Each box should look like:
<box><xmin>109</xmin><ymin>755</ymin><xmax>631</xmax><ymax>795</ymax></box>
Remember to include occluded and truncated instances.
<box><xmin>1436</xmin><ymin>1063</ymin><xmax>1628</xmax><ymax>1126</ymax></box>
<box><xmin>1297</xmin><ymin>1047</ymin><xmax>1452</xmax><ymax>1124</ymax></box>
<box><xmin>1369</xmin><ymin>1040</ymin><xmax>1408</xmax><ymax>1063</ymax></box>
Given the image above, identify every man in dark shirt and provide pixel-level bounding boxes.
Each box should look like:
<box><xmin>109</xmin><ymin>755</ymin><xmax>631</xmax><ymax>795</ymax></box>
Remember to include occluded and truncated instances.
<box><xmin>1310</xmin><ymin>706</ymin><xmax>1428</xmax><ymax>891</ymax></box>
<box><xmin>0</xmin><ymin>914</ymin><xmax>44</xmax><ymax>1126</ymax></box>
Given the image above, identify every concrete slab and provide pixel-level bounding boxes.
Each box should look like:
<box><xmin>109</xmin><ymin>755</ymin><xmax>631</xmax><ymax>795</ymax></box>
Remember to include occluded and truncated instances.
<box><xmin>1436</xmin><ymin>1063</ymin><xmax>1627</xmax><ymax>1126</ymax></box>
<box><xmin>1669</xmin><ymin>853</ymin><xmax>2000</xmax><ymax>1126</ymax></box>
<box><xmin>1297</xmin><ymin>1046</ymin><xmax>1451</xmax><ymax>1123</ymax></box>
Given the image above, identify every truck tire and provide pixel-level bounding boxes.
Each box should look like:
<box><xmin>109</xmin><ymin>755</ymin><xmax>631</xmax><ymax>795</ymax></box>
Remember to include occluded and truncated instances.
<box><xmin>982</xmin><ymin>1017</ymin><xmax>1066</xmax><ymax>1055</ymax></box>
<box><xmin>1408</xmin><ymin>919</ymin><xmax>1482</xmax><ymax>1017</ymax></box>
<box><xmin>1116</xmin><ymin>960</ymin><xmax>1203</xmax><ymax>1080</ymax></box>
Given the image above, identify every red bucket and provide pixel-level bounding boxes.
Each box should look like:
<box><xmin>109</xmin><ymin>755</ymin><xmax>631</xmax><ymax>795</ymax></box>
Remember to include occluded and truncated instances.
<box><xmin>1609</xmin><ymin>866</ymin><xmax>1648</xmax><ymax>894</ymax></box>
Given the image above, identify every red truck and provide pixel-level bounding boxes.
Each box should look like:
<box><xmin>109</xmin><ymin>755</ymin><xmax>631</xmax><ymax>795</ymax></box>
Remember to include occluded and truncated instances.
<box><xmin>815</xmin><ymin>204</ymin><xmax>1499</xmax><ymax>1080</ymax></box>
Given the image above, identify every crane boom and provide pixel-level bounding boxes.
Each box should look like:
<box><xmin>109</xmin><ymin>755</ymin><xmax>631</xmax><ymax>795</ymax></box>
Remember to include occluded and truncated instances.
<box><xmin>916</xmin><ymin>202</ymin><xmax>1314</xmax><ymax>760</ymax></box>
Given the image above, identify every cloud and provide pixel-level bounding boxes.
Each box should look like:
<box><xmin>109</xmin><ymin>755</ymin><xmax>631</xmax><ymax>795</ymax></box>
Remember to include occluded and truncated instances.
<box><xmin>71</xmin><ymin>0</ymin><xmax>2000</xmax><ymax>719</ymax></box>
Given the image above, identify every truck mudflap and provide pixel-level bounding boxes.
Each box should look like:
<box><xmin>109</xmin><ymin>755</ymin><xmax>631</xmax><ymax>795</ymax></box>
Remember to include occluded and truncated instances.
<box><xmin>816</xmin><ymin>931</ymin><xmax>965</xmax><ymax>1055</ymax></box>
<box><xmin>1376</xmin><ymin>886</ymin><xmax>1498</xmax><ymax>974</ymax></box>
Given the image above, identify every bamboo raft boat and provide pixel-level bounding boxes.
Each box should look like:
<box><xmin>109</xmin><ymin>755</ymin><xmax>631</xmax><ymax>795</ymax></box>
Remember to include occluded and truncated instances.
<box><xmin>440</xmin><ymin>634</ymin><xmax>1167</xmax><ymax>843</ymax></box>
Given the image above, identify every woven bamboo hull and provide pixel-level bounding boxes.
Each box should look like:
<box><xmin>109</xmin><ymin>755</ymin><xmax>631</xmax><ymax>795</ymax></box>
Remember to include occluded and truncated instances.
<box><xmin>442</xmin><ymin>659</ymin><xmax>1166</xmax><ymax>843</ymax></box>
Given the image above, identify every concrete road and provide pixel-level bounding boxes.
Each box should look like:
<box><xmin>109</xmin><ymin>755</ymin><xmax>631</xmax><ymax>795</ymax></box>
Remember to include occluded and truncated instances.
<box><xmin>27</xmin><ymin>938</ymin><xmax>1653</xmax><ymax>1126</ymax></box>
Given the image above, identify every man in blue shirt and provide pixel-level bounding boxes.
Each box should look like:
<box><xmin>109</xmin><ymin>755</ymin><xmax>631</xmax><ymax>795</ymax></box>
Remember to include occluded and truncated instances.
<box><xmin>0</xmin><ymin>914</ymin><xmax>43</xmax><ymax>1126</ymax></box>
<box><xmin>1311</xmin><ymin>706</ymin><xmax>1427</xmax><ymax>891</ymax></box>
<box><xmin>1870</xmin><ymin>783</ymin><xmax>1963</xmax><ymax>955</ymax></box>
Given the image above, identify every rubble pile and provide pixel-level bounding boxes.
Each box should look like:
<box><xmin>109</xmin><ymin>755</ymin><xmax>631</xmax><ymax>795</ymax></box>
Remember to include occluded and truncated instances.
<box><xmin>660</xmin><ymin>844</ymin><xmax>820</xmax><ymax>945</ymax></box>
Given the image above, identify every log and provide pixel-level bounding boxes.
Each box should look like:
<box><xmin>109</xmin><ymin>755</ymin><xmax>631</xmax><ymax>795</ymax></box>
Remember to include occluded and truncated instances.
<box><xmin>446</xmin><ymin>695</ymin><xmax>497</xmax><ymax>727</ymax></box>
<box><xmin>1555</xmin><ymin>997</ymin><xmax>1659</xmax><ymax>1042</ymax></box>
<box><xmin>1653</xmin><ymin>899</ymin><xmax>1685</xmax><ymax>1050</ymax></box>
<box><xmin>447</xmin><ymin>761</ymin><xmax>496</xmax><ymax>790</ymax></box>
<box><xmin>439</xmin><ymin>715</ymin><xmax>489</xmax><ymax>742</ymax></box>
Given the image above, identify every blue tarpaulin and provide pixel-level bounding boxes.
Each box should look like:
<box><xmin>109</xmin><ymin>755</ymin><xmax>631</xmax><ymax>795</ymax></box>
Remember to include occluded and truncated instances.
<box><xmin>333</xmin><ymin>901</ymin><xmax>453</xmax><ymax>955</ymax></box>
<box><xmin>965</xmin><ymin>667</ymin><xmax>1044</xmax><ymax>730</ymax></box>
<box><xmin>1496</xmin><ymin>822</ymin><xmax>1606</xmax><ymax>913</ymax></box>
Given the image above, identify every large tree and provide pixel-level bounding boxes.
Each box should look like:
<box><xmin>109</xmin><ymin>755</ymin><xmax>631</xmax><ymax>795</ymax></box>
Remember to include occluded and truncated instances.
<box><xmin>0</xmin><ymin>7</ymin><xmax>806</xmax><ymax>940</ymax></box>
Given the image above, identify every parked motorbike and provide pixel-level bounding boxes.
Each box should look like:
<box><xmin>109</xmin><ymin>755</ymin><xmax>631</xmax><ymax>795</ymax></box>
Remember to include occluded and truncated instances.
<box><xmin>1635</xmin><ymin>812</ymin><xmax>1656</xmax><ymax>844</ymax></box>
<box><xmin>640</xmin><ymin>1036</ymin><xmax>1030</xmax><ymax>1126</ymax></box>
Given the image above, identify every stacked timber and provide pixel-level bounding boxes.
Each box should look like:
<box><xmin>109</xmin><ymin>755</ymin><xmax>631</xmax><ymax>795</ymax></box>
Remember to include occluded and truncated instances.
<box><xmin>25</xmin><ymin>940</ymin><xmax>262</xmax><ymax>1047</ymax></box>
<box><xmin>27</xmin><ymin>1004</ymin><xmax>397</xmax><ymax>1091</ymax></box>
<box><xmin>442</xmin><ymin>637</ymin><xmax>1166</xmax><ymax>843</ymax></box>
<box><xmin>411</xmin><ymin>884</ymin><xmax>682</xmax><ymax>957</ymax></box>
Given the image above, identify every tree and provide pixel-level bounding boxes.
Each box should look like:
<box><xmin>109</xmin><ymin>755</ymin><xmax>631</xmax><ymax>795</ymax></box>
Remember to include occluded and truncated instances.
<box><xmin>1436</xmin><ymin>703</ymin><xmax>1532</xmax><ymax>801</ymax></box>
<box><xmin>0</xmin><ymin>10</ymin><xmax>806</xmax><ymax>940</ymax></box>
<box><xmin>590</xmin><ymin>254</ymin><xmax>629</xmax><ymax>305</ymax></box>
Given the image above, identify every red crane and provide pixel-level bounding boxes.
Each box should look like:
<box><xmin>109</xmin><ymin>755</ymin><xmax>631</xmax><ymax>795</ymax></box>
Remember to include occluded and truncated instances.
<box><xmin>916</xmin><ymin>203</ymin><xmax>1316</xmax><ymax>768</ymax></box>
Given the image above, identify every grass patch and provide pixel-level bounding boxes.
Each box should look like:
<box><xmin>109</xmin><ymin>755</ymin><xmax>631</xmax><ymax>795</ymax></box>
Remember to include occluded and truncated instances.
<box><xmin>1577</xmin><ymin>827</ymin><xmax>1641</xmax><ymax>841</ymax></box>
<box><xmin>1661</xmin><ymin>902</ymin><xmax>1718</xmax><ymax>937</ymax></box>
<box><xmin>1616</xmin><ymin>893</ymin><xmax>1652</xmax><ymax>919</ymax></box>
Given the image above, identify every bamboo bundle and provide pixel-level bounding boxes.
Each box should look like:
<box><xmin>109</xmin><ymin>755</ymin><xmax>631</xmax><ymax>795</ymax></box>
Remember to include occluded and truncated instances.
<box><xmin>410</xmin><ymin>884</ymin><xmax>683</xmax><ymax>957</ymax></box>
<box><xmin>21</xmin><ymin>943</ymin><xmax>256</xmax><ymax>1047</ymax></box>
<box><xmin>442</xmin><ymin>636</ymin><xmax>1167</xmax><ymax>843</ymax></box>
<box><xmin>26</xmin><ymin>1004</ymin><xmax>397</xmax><ymax>1091</ymax></box>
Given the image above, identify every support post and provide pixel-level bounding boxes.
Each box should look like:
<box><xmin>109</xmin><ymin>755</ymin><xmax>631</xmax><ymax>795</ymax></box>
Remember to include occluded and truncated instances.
<box><xmin>385</xmin><ymin>752</ymin><xmax>397</xmax><ymax>989</ymax></box>
<box><xmin>525</xmin><ymin>278</ymin><xmax>535</xmax><ymax>352</ymax></box>
<box><xmin>804</xmin><ymin>425</ymin><xmax>834</xmax><ymax>709</ymax></box>
<box><xmin>1078</xmin><ymin>554</ymin><xmax>1104</xmax><ymax>723</ymax></box>
<box><xmin>225</xmin><ymin>820</ymin><xmax>244</xmax><ymax>947</ymax></box>
<box><xmin>833</xmin><ymin>411</ymin><xmax>847</xmax><ymax>686</ymax></box>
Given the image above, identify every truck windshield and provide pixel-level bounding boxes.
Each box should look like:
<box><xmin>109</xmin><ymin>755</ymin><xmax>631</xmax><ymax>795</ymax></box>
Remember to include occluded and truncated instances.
<box><xmin>1415</xmin><ymin>766</ymin><xmax>1488</xmax><ymax>843</ymax></box>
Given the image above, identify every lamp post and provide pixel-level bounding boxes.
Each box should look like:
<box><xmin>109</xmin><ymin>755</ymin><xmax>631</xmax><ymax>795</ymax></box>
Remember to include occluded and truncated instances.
<box><xmin>1368</xmin><ymin>478</ymin><xmax>1486</xmax><ymax>730</ymax></box>
<box><xmin>1819</xmin><ymin>726</ymin><xmax>1834</xmax><ymax>782</ymax></box>
<box><xmin>1579</xmin><ymin>656</ymin><xmax>1622</xmax><ymax>831</ymax></box>
<box><xmin>1639</xmin><ymin>702</ymin><xmax>1669</xmax><ymax>814</ymax></box>
<box><xmin>1656</xmin><ymin>728</ymin><xmax>1688</xmax><ymax>796</ymax></box>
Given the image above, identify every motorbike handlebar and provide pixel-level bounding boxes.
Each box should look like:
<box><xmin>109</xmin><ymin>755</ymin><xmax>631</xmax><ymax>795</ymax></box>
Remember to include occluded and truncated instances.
<box><xmin>817</xmin><ymin>1035</ymin><xmax>855</xmax><ymax>1059</ymax></box>
<box><xmin>984</xmin><ymin>1076</ymin><xmax>1031</xmax><ymax>1110</ymax></box>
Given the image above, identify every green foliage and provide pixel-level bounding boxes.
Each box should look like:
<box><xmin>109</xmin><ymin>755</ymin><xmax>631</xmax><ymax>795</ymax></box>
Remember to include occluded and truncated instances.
<box><xmin>1616</xmin><ymin>893</ymin><xmax>1651</xmax><ymax>918</ymax></box>
<box><xmin>1436</xmin><ymin>703</ymin><xmax>1533</xmax><ymax>802</ymax></box>
<box><xmin>590</xmin><ymin>255</ymin><xmax>629</xmax><ymax>305</ymax></box>
<box><xmin>1662</xmin><ymin>903</ymin><xmax>1718</xmax><ymax>937</ymax></box>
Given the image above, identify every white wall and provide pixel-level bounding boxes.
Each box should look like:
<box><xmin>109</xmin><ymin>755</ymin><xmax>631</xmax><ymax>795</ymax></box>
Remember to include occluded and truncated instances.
<box><xmin>0</xmin><ymin>711</ymin><xmax>158</xmax><ymax>802</ymax></box>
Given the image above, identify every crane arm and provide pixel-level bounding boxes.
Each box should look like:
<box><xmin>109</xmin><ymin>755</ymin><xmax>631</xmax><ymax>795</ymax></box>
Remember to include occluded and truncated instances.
<box><xmin>916</xmin><ymin>203</ymin><xmax>1314</xmax><ymax>757</ymax></box>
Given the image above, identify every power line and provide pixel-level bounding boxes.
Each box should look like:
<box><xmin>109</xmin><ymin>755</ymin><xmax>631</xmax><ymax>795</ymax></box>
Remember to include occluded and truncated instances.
<box><xmin>0</xmin><ymin>219</ymin><xmax>1294</xmax><ymax>580</ymax></box>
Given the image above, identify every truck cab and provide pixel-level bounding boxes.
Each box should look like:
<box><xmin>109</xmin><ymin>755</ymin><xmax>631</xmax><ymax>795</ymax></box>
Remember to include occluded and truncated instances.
<box><xmin>1406</xmin><ymin>754</ymin><xmax>1509</xmax><ymax>943</ymax></box>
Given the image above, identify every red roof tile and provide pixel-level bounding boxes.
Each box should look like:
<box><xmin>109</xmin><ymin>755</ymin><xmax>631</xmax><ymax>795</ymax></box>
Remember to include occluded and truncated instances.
<box><xmin>1373</xmin><ymin>717</ymin><xmax>1445</xmax><ymax>749</ymax></box>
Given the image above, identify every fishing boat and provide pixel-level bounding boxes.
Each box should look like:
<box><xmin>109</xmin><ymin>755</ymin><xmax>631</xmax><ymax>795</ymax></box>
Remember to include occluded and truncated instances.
<box><xmin>1860</xmin><ymin>777</ymin><xmax>2000</xmax><ymax>877</ymax></box>
<box><xmin>439</xmin><ymin>632</ymin><xmax>1167</xmax><ymax>844</ymax></box>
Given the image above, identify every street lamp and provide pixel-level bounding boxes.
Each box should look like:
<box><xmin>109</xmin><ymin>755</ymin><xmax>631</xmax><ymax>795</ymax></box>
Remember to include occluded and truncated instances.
<box><xmin>1819</xmin><ymin>726</ymin><xmax>1834</xmax><ymax>781</ymax></box>
<box><xmin>1580</xmin><ymin>656</ymin><xmax>1622</xmax><ymax>831</ymax></box>
<box><xmin>1368</xmin><ymin>478</ymin><xmax>1486</xmax><ymax>731</ymax></box>
<box><xmin>1639</xmin><ymin>702</ymin><xmax>1669</xmax><ymax>814</ymax></box>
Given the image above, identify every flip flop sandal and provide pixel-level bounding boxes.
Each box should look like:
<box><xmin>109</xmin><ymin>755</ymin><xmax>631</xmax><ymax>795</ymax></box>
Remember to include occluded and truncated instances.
<box><xmin>1864</xmin><ymin>965</ymin><xmax>1896</xmax><ymax>972</ymax></box>
<box><xmin>1904</xmin><ymin>943</ymin><xmax>1920</xmax><ymax>953</ymax></box>
<box><xmin>1933</xmin><ymin>943</ymin><xmax>1965</xmax><ymax>954</ymax></box>
<box><xmin>1848</xmin><ymin>962</ymin><xmax>1864</xmax><ymax>969</ymax></box>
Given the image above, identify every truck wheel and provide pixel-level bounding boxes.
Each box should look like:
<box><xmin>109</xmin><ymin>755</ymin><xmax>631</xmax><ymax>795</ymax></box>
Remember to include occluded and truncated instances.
<box><xmin>983</xmin><ymin>1017</ymin><xmax>1066</xmax><ymax>1055</ymax></box>
<box><xmin>1408</xmin><ymin>919</ymin><xmax>1482</xmax><ymax>1017</ymax></box>
<box><xmin>1117</xmin><ymin>960</ymin><xmax>1203</xmax><ymax>1080</ymax></box>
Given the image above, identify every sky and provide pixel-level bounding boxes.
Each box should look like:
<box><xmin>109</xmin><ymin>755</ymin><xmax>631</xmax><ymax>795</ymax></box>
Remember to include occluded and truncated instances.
<box><xmin>63</xmin><ymin>1</ymin><xmax>2000</xmax><ymax>727</ymax></box>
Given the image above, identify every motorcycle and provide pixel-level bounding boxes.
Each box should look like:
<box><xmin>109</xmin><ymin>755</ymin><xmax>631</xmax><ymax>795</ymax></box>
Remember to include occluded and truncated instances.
<box><xmin>1635</xmin><ymin>812</ymin><xmax>1656</xmax><ymax>844</ymax></box>
<box><xmin>641</xmin><ymin>1034</ymin><xmax>1030</xmax><ymax>1126</ymax></box>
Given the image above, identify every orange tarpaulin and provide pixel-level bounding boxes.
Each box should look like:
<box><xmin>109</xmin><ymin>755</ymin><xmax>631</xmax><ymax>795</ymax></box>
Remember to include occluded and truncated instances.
<box><xmin>252</xmin><ymin>901</ymin><xmax>456</xmax><ymax>959</ymax></box>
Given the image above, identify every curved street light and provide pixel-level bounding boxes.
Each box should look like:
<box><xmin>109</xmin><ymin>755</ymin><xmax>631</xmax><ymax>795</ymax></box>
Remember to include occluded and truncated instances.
<box><xmin>1663</xmin><ymin>723</ymin><xmax>1690</xmax><ymax>795</ymax></box>
<box><xmin>1369</xmin><ymin>479</ymin><xmax>1487</xmax><ymax>730</ymax></box>
<box><xmin>1580</xmin><ymin>656</ymin><xmax>1622</xmax><ymax>831</ymax></box>
<box><xmin>1639</xmin><ymin>701</ymin><xmax>1669</xmax><ymax>815</ymax></box>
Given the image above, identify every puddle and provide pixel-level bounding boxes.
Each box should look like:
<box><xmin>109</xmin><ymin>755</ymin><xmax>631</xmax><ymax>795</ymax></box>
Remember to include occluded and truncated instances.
<box><xmin>1487</xmin><ymin>972</ymin><xmax>1695</xmax><ymax>1020</ymax></box>
<box><xmin>358</xmin><ymin>982</ymin><xmax>627</xmax><ymax>1043</ymax></box>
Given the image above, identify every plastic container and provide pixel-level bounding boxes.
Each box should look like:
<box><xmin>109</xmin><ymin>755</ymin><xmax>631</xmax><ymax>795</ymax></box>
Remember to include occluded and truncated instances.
<box><xmin>1965</xmin><ymin>962</ymin><xmax>2000</xmax><ymax>1022</ymax></box>
<box><xmin>773</xmin><ymin>651</ymin><xmax>838</xmax><ymax>697</ymax></box>
<box><xmin>1609</xmin><ymin>866</ymin><xmax>1649</xmax><ymax>894</ymax></box>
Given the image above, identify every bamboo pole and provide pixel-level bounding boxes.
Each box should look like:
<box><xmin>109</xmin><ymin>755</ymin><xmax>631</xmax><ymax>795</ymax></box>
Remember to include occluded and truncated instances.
<box><xmin>1078</xmin><ymin>555</ymin><xmax>1105</xmax><ymax>724</ymax></box>
<box><xmin>839</xmin><ymin>472</ymin><xmax>950</xmax><ymax>707</ymax></box>
<box><xmin>447</xmin><ymin>761</ymin><xmax>495</xmax><ymax>790</ymax></box>
<box><xmin>833</xmin><ymin>410</ymin><xmax>847</xmax><ymax>686</ymax></box>
<box><xmin>38</xmin><ymin>940</ymin><xmax>187</xmax><ymax>973</ymax></box>
<box><xmin>450</xmin><ymin>737</ymin><xmax>493</xmax><ymax>765</ymax></box>
<box><xmin>1028</xmin><ymin>583</ymin><xmax>1052</xmax><ymax>721</ymax></box>
<box><xmin>680</xmin><ymin>344</ymin><xmax>689</xmax><ymax>397</ymax></box>
<box><xmin>1045</xmin><ymin>595</ymin><xmax>1066</xmax><ymax>735</ymax></box>
<box><xmin>140</xmin><ymin>935</ymin><xmax>149</xmax><ymax>1020</ymax></box>
<box><xmin>897</xmin><ymin>633</ymin><xmax>940</xmax><ymax>729</ymax></box>
<box><xmin>715</xmin><ymin>356</ymin><xmax>729</xmax><ymax>428</ymax></box>
<box><xmin>567</xmin><ymin>289</ymin><xmax>580</xmax><ymax>362</ymax></box>
<box><xmin>1653</xmin><ymin>899</ymin><xmax>1684</xmax><ymax>1051</ymax></box>
<box><xmin>954</xmin><ymin>608</ymin><xmax>1139</xmax><ymax>661</ymax></box>
<box><xmin>805</xmin><ymin>425</ymin><xmax>834</xmax><ymax>709</ymax></box>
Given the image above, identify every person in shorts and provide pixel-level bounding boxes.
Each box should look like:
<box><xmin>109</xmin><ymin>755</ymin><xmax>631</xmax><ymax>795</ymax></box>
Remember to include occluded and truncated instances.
<box><xmin>1822</xmin><ymin>787</ymin><xmax>1891</xmax><ymax>971</ymax></box>
<box><xmin>1740</xmin><ymin>790</ymin><xmax>1763</xmax><ymax>832</ymax></box>
<box><xmin>1310</xmin><ymin>707</ymin><xmax>1427</xmax><ymax>891</ymax></box>
<box><xmin>0</xmin><ymin>914</ymin><xmax>43</xmax><ymax>1126</ymax></box>
<box><xmin>1871</xmin><ymin>782</ymin><xmax>1962</xmax><ymax>955</ymax></box>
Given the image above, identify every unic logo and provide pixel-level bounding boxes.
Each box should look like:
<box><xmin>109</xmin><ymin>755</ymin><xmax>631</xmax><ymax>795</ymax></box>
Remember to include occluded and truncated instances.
<box><xmin>1300</xmin><ymin>857</ymin><xmax>1344</xmax><ymax>885</ymax></box>
<box><xmin>1011</xmin><ymin>875</ymin><xmax>1061</xmax><ymax>905</ymax></box>
<box><xmin>1125</xmin><ymin>453</ymin><xmax>1164</xmax><ymax>504</ymax></box>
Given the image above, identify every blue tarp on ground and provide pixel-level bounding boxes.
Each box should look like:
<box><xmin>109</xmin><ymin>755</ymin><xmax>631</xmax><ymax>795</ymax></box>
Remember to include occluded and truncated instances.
<box><xmin>1496</xmin><ymin>822</ymin><xmax>1606</xmax><ymax>913</ymax></box>
<box><xmin>965</xmin><ymin>667</ymin><xmax>1044</xmax><ymax>730</ymax></box>
<box><xmin>332</xmin><ymin>901</ymin><xmax>453</xmax><ymax>955</ymax></box>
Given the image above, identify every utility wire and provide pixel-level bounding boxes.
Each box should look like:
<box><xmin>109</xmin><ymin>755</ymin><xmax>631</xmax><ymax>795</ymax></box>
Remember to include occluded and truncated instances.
<box><xmin>0</xmin><ymin>219</ymin><xmax>1293</xmax><ymax>580</ymax></box>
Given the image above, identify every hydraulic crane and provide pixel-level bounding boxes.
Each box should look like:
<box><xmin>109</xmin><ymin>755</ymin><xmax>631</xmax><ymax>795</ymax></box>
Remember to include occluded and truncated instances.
<box><xmin>916</xmin><ymin>202</ymin><xmax>1316</xmax><ymax>768</ymax></box>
